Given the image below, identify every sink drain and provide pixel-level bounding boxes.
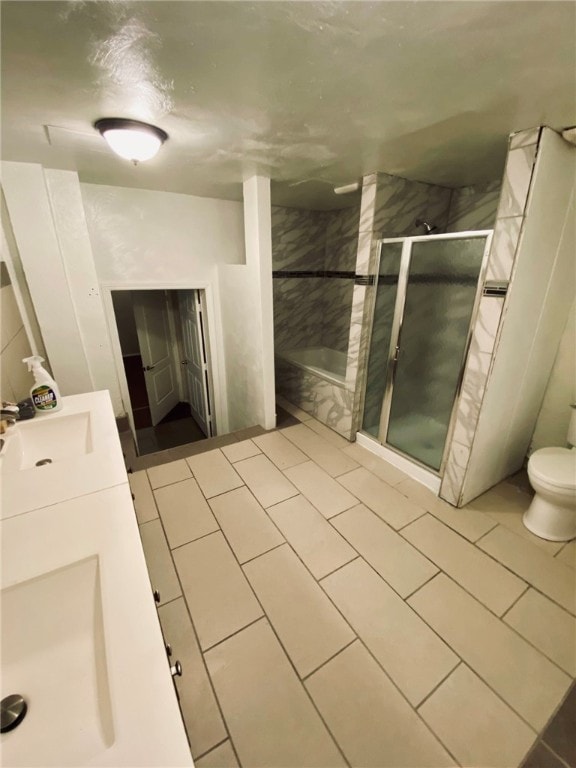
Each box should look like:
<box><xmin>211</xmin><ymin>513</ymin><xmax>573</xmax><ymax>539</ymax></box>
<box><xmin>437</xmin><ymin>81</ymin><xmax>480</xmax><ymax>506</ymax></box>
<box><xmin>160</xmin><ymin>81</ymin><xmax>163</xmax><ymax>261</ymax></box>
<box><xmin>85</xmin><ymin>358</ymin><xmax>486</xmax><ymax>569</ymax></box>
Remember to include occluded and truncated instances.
<box><xmin>35</xmin><ymin>458</ymin><xmax>52</xmax><ymax>466</ymax></box>
<box><xmin>1</xmin><ymin>694</ymin><xmax>27</xmax><ymax>733</ymax></box>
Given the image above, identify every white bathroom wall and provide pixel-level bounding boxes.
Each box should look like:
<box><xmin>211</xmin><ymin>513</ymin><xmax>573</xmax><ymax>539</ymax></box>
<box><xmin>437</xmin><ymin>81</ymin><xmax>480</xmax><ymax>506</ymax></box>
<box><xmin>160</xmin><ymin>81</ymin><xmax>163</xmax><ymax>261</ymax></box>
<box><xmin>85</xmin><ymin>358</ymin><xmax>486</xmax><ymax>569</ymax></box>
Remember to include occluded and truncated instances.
<box><xmin>1</xmin><ymin>191</ymin><xmax>46</xmax><ymax>363</ymax></box>
<box><xmin>81</xmin><ymin>183</ymin><xmax>246</xmax><ymax>425</ymax></box>
<box><xmin>0</xmin><ymin>259</ymin><xmax>33</xmax><ymax>402</ymax></box>
<box><xmin>44</xmin><ymin>170</ymin><xmax>122</xmax><ymax>411</ymax></box>
<box><xmin>460</xmin><ymin>128</ymin><xmax>575</xmax><ymax>503</ymax></box>
<box><xmin>531</xmin><ymin>299</ymin><xmax>576</xmax><ymax>451</ymax></box>
<box><xmin>219</xmin><ymin>176</ymin><xmax>276</xmax><ymax>431</ymax></box>
<box><xmin>80</xmin><ymin>184</ymin><xmax>245</xmax><ymax>284</ymax></box>
<box><xmin>1</xmin><ymin>162</ymin><xmax>93</xmax><ymax>395</ymax></box>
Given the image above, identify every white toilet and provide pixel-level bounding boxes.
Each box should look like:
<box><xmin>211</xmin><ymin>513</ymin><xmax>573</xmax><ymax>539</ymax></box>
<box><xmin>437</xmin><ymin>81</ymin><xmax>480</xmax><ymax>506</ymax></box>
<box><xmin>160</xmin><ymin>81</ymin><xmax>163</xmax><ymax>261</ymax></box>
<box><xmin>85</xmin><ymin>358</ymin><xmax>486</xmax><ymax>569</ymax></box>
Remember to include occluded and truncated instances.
<box><xmin>524</xmin><ymin>405</ymin><xmax>576</xmax><ymax>541</ymax></box>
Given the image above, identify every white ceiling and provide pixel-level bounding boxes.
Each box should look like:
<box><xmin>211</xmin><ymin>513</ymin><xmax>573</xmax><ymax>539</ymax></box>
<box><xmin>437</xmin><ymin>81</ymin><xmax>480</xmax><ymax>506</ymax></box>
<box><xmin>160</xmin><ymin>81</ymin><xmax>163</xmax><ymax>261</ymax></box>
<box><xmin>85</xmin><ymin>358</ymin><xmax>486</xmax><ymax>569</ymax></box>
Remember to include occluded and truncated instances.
<box><xmin>1</xmin><ymin>1</ymin><xmax>575</xmax><ymax>209</ymax></box>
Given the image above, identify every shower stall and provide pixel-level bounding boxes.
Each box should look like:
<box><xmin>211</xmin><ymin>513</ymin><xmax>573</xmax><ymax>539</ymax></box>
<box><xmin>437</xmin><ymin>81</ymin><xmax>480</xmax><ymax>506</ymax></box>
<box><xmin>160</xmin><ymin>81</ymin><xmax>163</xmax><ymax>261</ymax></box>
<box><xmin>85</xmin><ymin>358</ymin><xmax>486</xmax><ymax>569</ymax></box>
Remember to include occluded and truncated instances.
<box><xmin>360</xmin><ymin>231</ymin><xmax>493</xmax><ymax>477</ymax></box>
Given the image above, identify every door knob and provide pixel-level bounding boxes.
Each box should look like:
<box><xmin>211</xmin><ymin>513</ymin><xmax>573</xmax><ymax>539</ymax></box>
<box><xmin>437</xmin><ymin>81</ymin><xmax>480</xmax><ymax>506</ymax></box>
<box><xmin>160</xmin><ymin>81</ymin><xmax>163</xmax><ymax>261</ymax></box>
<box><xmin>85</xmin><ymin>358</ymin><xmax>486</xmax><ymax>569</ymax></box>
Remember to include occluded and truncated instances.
<box><xmin>180</xmin><ymin>359</ymin><xmax>189</xmax><ymax>365</ymax></box>
<box><xmin>143</xmin><ymin>365</ymin><xmax>156</xmax><ymax>371</ymax></box>
<box><xmin>170</xmin><ymin>661</ymin><xmax>183</xmax><ymax>677</ymax></box>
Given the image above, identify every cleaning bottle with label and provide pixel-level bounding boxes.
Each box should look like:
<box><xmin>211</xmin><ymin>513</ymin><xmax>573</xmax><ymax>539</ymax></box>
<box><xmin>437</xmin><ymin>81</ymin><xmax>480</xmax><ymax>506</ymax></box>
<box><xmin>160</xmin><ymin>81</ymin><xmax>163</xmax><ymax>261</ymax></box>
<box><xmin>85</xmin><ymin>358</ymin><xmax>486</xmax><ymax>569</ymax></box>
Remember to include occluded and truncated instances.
<box><xmin>22</xmin><ymin>356</ymin><xmax>62</xmax><ymax>413</ymax></box>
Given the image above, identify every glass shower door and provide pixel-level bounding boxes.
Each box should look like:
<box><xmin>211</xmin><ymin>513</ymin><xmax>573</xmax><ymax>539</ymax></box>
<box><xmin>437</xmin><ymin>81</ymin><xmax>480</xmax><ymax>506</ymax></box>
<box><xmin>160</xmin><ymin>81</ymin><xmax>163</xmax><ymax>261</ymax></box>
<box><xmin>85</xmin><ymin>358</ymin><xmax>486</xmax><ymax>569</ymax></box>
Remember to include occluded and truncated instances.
<box><xmin>361</xmin><ymin>242</ymin><xmax>403</xmax><ymax>437</ymax></box>
<box><xmin>384</xmin><ymin>236</ymin><xmax>487</xmax><ymax>470</ymax></box>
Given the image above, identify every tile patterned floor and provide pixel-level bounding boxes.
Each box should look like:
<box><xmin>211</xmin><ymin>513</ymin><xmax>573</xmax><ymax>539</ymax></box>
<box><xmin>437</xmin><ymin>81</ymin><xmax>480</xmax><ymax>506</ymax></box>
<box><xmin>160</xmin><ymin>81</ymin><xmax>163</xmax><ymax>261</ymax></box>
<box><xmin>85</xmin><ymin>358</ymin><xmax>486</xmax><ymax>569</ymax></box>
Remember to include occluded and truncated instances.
<box><xmin>129</xmin><ymin>405</ymin><xmax>576</xmax><ymax>768</ymax></box>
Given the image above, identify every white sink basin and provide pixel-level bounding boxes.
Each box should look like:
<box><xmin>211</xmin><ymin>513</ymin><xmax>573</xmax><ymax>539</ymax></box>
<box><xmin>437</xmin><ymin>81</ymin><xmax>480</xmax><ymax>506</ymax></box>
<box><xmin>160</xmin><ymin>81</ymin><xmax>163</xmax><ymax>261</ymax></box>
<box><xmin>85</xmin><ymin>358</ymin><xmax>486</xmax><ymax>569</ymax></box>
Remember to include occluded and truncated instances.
<box><xmin>1</xmin><ymin>485</ymin><xmax>193</xmax><ymax>767</ymax></box>
<box><xmin>1</xmin><ymin>556</ymin><xmax>114</xmax><ymax>766</ymax></box>
<box><xmin>1</xmin><ymin>411</ymin><xmax>93</xmax><ymax>471</ymax></box>
<box><xmin>1</xmin><ymin>392</ymin><xmax>128</xmax><ymax>519</ymax></box>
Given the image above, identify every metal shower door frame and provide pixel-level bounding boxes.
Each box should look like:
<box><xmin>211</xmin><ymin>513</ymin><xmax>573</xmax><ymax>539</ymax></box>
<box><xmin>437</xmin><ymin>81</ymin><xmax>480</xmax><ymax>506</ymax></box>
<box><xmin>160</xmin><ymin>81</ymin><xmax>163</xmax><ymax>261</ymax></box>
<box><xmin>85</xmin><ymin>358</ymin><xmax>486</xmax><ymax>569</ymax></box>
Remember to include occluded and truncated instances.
<box><xmin>370</xmin><ymin>229</ymin><xmax>493</xmax><ymax>475</ymax></box>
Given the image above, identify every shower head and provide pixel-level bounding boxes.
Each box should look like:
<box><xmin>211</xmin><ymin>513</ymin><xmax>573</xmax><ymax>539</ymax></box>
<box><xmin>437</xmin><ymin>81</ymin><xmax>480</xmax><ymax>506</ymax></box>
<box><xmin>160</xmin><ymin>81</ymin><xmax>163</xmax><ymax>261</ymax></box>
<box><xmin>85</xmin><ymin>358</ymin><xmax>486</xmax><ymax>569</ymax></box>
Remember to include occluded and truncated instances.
<box><xmin>415</xmin><ymin>219</ymin><xmax>438</xmax><ymax>234</ymax></box>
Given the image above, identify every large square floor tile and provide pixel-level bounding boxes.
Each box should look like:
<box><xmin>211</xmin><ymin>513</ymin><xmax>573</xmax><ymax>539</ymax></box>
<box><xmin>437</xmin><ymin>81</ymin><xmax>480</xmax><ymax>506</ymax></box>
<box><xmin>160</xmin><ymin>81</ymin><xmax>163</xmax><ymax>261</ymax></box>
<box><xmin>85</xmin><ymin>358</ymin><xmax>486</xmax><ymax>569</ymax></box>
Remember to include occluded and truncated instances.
<box><xmin>322</xmin><ymin>559</ymin><xmax>458</xmax><ymax>705</ymax></box>
<box><xmin>173</xmin><ymin>532</ymin><xmax>263</xmax><ymax>650</ymax></box>
<box><xmin>419</xmin><ymin>664</ymin><xmax>535</xmax><ymax>768</ymax></box>
<box><xmin>205</xmin><ymin>620</ymin><xmax>345</xmax><ymax>768</ymax></box>
<box><xmin>243</xmin><ymin>545</ymin><xmax>355</xmax><ymax>677</ymax></box>
<box><xmin>305</xmin><ymin>642</ymin><xmax>454</xmax><ymax>767</ymax></box>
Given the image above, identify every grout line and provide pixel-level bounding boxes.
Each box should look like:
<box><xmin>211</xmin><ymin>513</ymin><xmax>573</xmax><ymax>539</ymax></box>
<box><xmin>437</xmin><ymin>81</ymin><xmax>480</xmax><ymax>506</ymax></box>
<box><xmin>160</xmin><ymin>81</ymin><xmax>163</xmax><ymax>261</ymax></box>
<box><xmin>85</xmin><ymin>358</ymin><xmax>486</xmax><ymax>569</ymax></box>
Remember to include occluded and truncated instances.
<box><xmin>402</xmin><ymin>568</ymin><xmax>442</xmax><ymax>602</ymax></box>
<box><xmin>202</xmin><ymin>524</ymin><xmax>353</xmax><ymax>768</ymax></box>
<box><xmin>202</xmin><ymin>615</ymin><xmax>268</xmax><ymax>655</ymax></box>
<box><xmin>196</xmin><ymin>481</ymin><xmax>246</xmax><ymax>503</ymax></box>
<box><xmin>414</xmin><ymin>660</ymin><xmax>462</xmax><ymax>711</ymax></box>
<box><xmin>394</xmin><ymin>508</ymin><xmax>428</xmax><ymax>532</ymax></box>
<box><xmin>169</xmin><ymin>527</ymin><xmax>222</xmax><ymax>553</ymax></box>
<box><xmin>192</xmin><ymin>737</ymin><xmax>231</xmax><ymax>764</ymax></box>
<box><xmin>539</xmin><ymin>741</ymin><xmax>573</xmax><ymax>768</ymax></box>
<box><xmin>407</xmin><ymin>571</ymin><xmax>559</xmax><ymax>735</ymax></box>
<box><xmin>301</xmin><ymin>638</ymin><xmax>358</xmax><ymax>681</ymax></box>
<box><xmin>396</xmin><ymin>515</ymin><xmax>537</xmax><ymax>619</ymax></box>
<box><xmin>500</xmin><ymin>584</ymin><xmax>530</xmax><ymax>620</ymax></box>
<box><xmin>238</xmin><ymin>542</ymin><xmax>286</xmax><ymax>567</ymax></box>
<box><xmin>149</xmin><ymin>474</ymin><xmax>194</xmax><ymax>492</ymax></box>
<box><xmin>344</xmin><ymin>633</ymin><xmax>463</xmax><ymax>768</ymax></box>
<box><xmin>156</xmin><ymin>594</ymin><xmax>182</xmax><ymax>610</ymax></box>
<box><xmin>317</xmin><ymin>555</ymin><xmax>361</xmax><ymax>582</ymax></box>
<box><xmin>140</xmin><ymin>446</ymin><xmax>571</xmax><ymax>764</ymax></box>
<box><xmin>159</xmin><ymin>523</ymin><xmax>239</xmax><ymax>763</ymax></box>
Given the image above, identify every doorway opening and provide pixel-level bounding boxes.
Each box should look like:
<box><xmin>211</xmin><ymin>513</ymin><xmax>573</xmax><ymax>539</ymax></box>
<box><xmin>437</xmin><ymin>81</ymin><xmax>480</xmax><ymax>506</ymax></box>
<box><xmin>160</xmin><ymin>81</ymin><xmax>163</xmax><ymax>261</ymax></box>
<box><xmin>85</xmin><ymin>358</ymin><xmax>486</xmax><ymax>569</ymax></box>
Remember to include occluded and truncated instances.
<box><xmin>111</xmin><ymin>289</ymin><xmax>215</xmax><ymax>456</ymax></box>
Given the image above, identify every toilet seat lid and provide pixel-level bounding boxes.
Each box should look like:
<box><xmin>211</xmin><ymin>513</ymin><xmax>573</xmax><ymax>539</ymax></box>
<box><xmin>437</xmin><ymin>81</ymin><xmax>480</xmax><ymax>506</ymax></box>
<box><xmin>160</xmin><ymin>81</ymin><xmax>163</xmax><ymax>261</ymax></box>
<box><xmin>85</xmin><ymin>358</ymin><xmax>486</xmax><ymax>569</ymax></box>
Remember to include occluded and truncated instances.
<box><xmin>529</xmin><ymin>447</ymin><xmax>576</xmax><ymax>489</ymax></box>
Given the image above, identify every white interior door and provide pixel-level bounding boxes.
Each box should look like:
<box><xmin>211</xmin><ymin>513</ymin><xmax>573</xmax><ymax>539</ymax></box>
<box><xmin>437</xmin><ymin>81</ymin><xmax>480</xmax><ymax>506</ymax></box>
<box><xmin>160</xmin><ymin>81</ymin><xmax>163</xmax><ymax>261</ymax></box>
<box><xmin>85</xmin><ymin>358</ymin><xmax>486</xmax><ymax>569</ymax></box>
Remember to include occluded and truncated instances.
<box><xmin>178</xmin><ymin>290</ymin><xmax>212</xmax><ymax>437</ymax></box>
<box><xmin>132</xmin><ymin>291</ymin><xmax>179</xmax><ymax>426</ymax></box>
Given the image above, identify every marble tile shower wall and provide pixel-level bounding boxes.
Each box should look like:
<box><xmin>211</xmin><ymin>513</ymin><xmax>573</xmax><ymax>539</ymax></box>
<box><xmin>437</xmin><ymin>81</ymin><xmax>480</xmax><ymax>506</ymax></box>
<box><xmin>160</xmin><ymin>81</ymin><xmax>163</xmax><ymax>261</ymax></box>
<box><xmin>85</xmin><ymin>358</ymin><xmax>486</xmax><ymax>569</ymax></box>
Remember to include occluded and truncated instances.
<box><xmin>441</xmin><ymin>127</ymin><xmax>542</xmax><ymax>507</ymax></box>
<box><xmin>321</xmin><ymin>206</ymin><xmax>360</xmax><ymax>353</ymax></box>
<box><xmin>272</xmin><ymin>206</ymin><xmax>328</xmax><ymax>352</ymax></box>
<box><xmin>272</xmin><ymin>205</ymin><xmax>360</xmax><ymax>354</ymax></box>
<box><xmin>447</xmin><ymin>181</ymin><xmax>502</xmax><ymax>232</ymax></box>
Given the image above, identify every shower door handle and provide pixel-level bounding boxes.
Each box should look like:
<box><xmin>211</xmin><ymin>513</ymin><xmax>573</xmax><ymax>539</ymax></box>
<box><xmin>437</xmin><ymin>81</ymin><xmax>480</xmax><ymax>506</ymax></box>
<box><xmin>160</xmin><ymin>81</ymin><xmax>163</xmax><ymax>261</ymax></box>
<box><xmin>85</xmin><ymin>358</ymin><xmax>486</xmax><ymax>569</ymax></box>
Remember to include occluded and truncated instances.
<box><xmin>393</xmin><ymin>346</ymin><xmax>400</xmax><ymax>362</ymax></box>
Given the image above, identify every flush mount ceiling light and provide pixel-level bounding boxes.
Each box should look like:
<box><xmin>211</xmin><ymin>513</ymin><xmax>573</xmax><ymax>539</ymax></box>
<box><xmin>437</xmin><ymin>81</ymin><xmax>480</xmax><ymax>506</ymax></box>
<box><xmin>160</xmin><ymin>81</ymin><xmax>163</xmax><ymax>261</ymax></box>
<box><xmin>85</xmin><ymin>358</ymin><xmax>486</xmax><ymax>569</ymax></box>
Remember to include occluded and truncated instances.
<box><xmin>94</xmin><ymin>118</ymin><xmax>168</xmax><ymax>164</ymax></box>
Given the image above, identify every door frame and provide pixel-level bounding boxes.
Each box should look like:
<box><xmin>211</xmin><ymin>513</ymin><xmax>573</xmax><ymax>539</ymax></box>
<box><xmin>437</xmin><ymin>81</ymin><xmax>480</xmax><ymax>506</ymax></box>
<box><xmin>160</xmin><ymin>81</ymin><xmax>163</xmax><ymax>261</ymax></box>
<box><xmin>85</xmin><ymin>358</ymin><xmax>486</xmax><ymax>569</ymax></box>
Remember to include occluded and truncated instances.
<box><xmin>101</xmin><ymin>282</ymin><xmax>228</xmax><ymax>442</ymax></box>
<box><xmin>362</xmin><ymin>230</ymin><xmax>493</xmax><ymax>476</ymax></box>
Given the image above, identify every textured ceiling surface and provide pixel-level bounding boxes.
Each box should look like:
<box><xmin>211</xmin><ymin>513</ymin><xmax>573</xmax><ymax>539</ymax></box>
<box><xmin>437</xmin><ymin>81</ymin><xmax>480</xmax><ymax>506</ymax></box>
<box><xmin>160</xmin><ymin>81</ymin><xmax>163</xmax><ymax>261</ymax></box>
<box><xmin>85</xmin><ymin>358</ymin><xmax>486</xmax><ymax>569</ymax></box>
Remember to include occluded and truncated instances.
<box><xmin>1</xmin><ymin>1</ymin><xmax>575</xmax><ymax>209</ymax></box>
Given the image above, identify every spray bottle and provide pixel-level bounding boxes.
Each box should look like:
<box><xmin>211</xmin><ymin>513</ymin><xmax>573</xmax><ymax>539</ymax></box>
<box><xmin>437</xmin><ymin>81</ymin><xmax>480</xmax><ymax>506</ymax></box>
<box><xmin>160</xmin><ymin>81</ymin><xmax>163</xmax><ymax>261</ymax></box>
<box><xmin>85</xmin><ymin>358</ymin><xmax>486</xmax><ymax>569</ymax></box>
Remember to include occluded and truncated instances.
<box><xmin>22</xmin><ymin>357</ymin><xmax>62</xmax><ymax>413</ymax></box>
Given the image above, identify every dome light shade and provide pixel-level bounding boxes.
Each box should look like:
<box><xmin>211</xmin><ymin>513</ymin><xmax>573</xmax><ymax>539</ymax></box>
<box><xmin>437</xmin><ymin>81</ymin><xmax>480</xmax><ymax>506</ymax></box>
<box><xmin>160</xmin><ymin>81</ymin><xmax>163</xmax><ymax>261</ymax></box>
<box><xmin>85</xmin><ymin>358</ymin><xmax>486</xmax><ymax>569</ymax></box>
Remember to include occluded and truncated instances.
<box><xmin>94</xmin><ymin>118</ymin><xmax>168</xmax><ymax>163</ymax></box>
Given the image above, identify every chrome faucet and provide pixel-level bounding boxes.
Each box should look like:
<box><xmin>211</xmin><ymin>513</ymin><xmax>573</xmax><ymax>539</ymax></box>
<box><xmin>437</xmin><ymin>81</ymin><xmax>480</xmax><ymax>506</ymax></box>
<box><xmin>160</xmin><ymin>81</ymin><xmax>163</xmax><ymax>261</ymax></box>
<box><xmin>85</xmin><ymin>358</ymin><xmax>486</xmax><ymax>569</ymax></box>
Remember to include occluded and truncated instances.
<box><xmin>0</xmin><ymin>401</ymin><xmax>20</xmax><ymax>435</ymax></box>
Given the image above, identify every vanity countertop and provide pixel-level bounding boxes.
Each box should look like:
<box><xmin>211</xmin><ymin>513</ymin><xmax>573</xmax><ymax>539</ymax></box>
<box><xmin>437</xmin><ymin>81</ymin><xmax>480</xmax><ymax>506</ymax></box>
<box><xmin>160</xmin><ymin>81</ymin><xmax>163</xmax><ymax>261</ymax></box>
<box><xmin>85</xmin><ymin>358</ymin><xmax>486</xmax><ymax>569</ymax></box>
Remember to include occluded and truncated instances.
<box><xmin>0</xmin><ymin>391</ymin><xmax>193</xmax><ymax>766</ymax></box>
